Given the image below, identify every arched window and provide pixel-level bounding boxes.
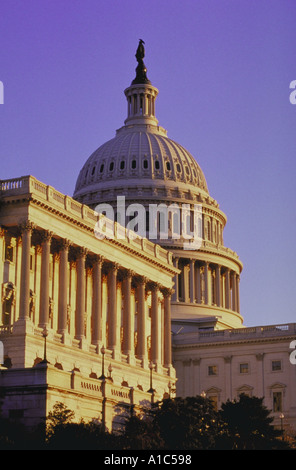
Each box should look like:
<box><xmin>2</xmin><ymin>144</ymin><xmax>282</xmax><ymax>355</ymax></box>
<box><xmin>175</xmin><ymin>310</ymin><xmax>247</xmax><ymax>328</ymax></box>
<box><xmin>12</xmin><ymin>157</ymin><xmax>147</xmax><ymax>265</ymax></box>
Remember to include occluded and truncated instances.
<box><xmin>120</xmin><ymin>160</ymin><xmax>125</xmax><ymax>170</ymax></box>
<box><xmin>109</xmin><ymin>161</ymin><xmax>114</xmax><ymax>172</ymax></box>
<box><xmin>155</xmin><ymin>160</ymin><xmax>160</xmax><ymax>170</ymax></box>
<box><xmin>131</xmin><ymin>159</ymin><xmax>137</xmax><ymax>169</ymax></box>
<box><xmin>143</xmin><ymin>159</ymin><xmax>148</xmax><ymax>169</ymax></box>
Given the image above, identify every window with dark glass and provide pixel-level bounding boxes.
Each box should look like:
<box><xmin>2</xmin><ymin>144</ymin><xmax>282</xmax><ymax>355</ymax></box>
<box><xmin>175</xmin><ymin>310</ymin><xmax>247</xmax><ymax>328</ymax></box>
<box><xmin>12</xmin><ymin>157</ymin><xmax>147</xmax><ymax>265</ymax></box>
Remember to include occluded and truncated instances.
<box><xmin>240</xmin><ymin>363</ymin><xmax>249</xmax><ymax>374</ymax></box>
<box><xmin>272</xmin><ymin>360</ymin><xmax>282</xmax><ymax>371</ymax></box>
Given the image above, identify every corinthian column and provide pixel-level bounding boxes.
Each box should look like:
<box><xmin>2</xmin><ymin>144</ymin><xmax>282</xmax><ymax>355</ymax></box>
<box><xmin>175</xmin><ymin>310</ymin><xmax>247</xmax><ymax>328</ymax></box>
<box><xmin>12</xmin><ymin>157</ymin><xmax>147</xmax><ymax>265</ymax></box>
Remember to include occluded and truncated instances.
<box><xmin>136</xmin><ymin>276</ymin><xmax>147</xmax><ymax>365</ymax></box>
<box><xmin>122</xmin><ymin>270</ymin><xmax>134</xmax><ymax>358</ymax></box>
<box><xmin>107</xmin><ymin>263</ymin><xmax>118</xmax><ymax>353</ymax></box>
<box><xmin>172</xmin><ymin>257</ymin><xmax>179</xmax><ymax>302</ymax></box>
<box><xmin>151</xmin><ymin>283</ymin><xmax>160</xmax><ymax>369</ymax></box>
<box><xmin>204</xmin><ymin>262</ymin><xmax>209</xmax><ymax>305</ymax></box>
<box><xmin>75</xmin><ymin>247</ymin><xmax>87</xmax><ymax>341</ymax></box>
<box><xmin>39</xmin><ymin>231</ymin><xmax>53</xmax><ymax>328</ymax></box>
<box><xmin>19</xmin><ymin>221</ymin><xmax>34</xmax><ymax>320</ymax></box>
<box><xmin>92</xmin><ymin>256</ymin><xmax>103</xmax><ymax>347</ymax></box>
<box><xmin>215</xmin><ymin>265</ymin><xmax>221</xmax><ymax>307</ymax></box>
<box><xmin>231</xmin><ymin>271</ymin><xmax>237</xmax><ymax>312</ymax></box>
<box><xmin>163</xmin><ymin>288</ymin><xmax>173</xmax><ymax>369</ymax></box>
<box><xmin>225</xmin><ymin>268</ymin><xmax>230</xmax><ymax>309</ymax></box>
<box><xmin>58</xmin><ymin>239</ymin><xmax>71</xmax><ymax>336</ymax></box>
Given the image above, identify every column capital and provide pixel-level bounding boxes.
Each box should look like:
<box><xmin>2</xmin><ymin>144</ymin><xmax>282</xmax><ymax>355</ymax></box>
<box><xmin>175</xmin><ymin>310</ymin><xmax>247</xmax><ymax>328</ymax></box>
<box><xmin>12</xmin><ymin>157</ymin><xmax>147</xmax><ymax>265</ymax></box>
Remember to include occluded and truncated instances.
<box><xmin>161</xmin><ymin>287</ymin><xmax>174</xmax><ymax>298</ymax></box>
<box><xmin>104</xmin><ymin>261</ymin><xmax>120</xmax><ymax>274</ymax></box>
<box><xmin>19</xmin><ymin>220</ymin><xmax>35</xmax><ymax>234</ymax></box>
<box><xmin>133</xmin><ymin>274</ymin><xmax>148</xmax><ymax>287</ymax></box>
<box><xmin>148</xmin><ymin>281</ymin><xmax>161</xmax><ymax>291</ymax></box>
<box><xmin>76</xmin><ymin>246</ymin><xmax>88</xmax><ymax>259</ymax></box>
<box><xmin>40</xmin><ymin>230</ymin><xmax>53</xmax><ymax>243</ymax></box>
<box><xmin>60</xmin><ymin>238</ymin><xmax>72</xmax><ymax>250</ymax></box>
<box><xmin>95</xmin><ymin>254</ymin><xmax>105</xmax><ymax>264</ymax></box>
<box><xmin>121</xmin><ymin>269</ymin><xmax>135</xmax><ymax>280</ymax></box>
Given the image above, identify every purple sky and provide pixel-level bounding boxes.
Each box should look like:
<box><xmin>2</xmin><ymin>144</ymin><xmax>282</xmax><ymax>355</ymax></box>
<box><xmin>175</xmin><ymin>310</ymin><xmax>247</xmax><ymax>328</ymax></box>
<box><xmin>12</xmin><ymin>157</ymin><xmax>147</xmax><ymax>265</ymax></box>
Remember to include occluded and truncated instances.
<box><xmin>1</xmin><ymin>0</ymin><xmax>295</xmax><ymax>327</ymax></box>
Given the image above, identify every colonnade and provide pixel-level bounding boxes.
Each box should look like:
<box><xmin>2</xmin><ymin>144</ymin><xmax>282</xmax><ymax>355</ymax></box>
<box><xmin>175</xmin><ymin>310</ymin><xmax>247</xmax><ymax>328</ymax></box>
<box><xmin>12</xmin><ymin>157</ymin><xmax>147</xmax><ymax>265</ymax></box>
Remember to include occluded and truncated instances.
<box><xmin>172</xmin><ymin>257</ymin><xmax>240</xmax><ymax>313</ymax></box>
<box><xmin>125</xmin><ymin>86</ymin><xmax>158</xmax><ymax>120</ymax></box>
<box><xmin>14</xmin><ymin>223</ymin><xmax>173</xmax><ymax>370</ymax></box>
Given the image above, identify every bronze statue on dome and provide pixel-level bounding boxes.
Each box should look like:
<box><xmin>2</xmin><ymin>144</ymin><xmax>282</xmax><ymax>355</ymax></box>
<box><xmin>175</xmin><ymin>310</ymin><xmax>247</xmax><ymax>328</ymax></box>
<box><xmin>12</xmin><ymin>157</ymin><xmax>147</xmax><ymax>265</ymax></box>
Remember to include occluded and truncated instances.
<box><xmin>132</xmin><ymin>39</ymin><xmax>151</xmax><ymax>85</ymax></box>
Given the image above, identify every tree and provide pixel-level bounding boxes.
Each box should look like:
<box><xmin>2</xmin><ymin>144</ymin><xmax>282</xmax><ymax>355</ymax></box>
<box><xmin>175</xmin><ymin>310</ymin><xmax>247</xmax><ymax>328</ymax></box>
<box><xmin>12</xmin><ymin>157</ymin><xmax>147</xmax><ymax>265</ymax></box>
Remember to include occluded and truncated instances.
<box><xmin>120</xmin><ymin>411</ymin><xmax>164</xmax><ymax>450</ymax></box>
<box><xmin>219</xmin><ymin>394</ymin><xmax>288</xmax><ymax>450</ymax></box>
<box><xmin>152</xmin><ymin>396</ymin><xmax>225</xmax><ymax>450</ymax></box>
<box><xmin>121</xmin><ymin>395</ymin><xmax>225</xmax><ymax>450</ymax></box>
<box><xmin>46</xmin><ymin>401</ymin><xmax>75</xmax><ymax>440</ymax></box>
<box><xmin>45</xmin><ymin>401</ymin><xmax>120</xmax><ymax>450</ymax></box>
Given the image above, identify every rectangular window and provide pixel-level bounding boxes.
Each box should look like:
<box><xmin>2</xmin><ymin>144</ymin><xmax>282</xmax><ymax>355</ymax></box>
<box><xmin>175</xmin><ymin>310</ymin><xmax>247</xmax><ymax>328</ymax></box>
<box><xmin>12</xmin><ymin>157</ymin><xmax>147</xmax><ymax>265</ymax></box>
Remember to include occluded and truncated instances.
<box><xmin>272</xmin><ymin>360</ymin><xmax>282</xmax><ymax>371</ymax></box>
<box><xmin>273</xmin><ymin>392</ymin><xmax>282</xmax><ymax>412</ymax></box>
<box><xmin>208</xmin><ymin>365</ymin><xmax>218</xmax><ymax>376</ymax></box>
<box><xmin>240</xmin><ymin>363</ymin><xmax>249</xmax><ymax>374</ymax></box>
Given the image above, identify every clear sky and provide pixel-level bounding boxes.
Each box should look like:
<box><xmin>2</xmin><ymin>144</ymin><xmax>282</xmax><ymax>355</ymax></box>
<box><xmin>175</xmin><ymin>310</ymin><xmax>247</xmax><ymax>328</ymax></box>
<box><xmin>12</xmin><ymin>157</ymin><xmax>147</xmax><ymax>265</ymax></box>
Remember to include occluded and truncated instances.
<box><xmin>0</xmin><ymin>0</ymin><xmax>295</xmax><ymax>327</ymax></box>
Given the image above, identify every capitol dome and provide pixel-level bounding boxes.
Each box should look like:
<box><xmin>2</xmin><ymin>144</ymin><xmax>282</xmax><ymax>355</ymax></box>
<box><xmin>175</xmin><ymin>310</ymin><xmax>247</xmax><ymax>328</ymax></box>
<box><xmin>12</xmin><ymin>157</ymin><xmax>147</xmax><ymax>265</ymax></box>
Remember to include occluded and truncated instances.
<box><xmin>73</xmin><ymin>41</ymin><xmax>243</xmax><ymax>330</ymax></box>
<box><xmin>73</xmin><ymin>126</ymin><xmax>209</xmax><ymax>202</ymax></box>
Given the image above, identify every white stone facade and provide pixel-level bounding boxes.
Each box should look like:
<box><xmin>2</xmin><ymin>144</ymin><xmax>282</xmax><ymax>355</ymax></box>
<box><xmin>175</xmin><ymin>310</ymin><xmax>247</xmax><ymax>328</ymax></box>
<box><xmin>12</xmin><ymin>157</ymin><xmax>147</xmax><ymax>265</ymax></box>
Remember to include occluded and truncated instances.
<box><xmin>173</xmin><ymin>323</ymin><xmax>296</xmax><ymax>430</ymax></box>
<box><xmin>0</xmin><ymin>176</ymin><xmax>178</xmax><ymax>430</ymax></box>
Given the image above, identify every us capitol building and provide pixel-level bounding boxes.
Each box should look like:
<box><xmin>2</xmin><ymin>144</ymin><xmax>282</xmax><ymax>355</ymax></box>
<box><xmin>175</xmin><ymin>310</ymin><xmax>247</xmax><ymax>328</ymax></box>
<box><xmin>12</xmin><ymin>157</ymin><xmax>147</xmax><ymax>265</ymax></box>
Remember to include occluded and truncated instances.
<box><xmin>0</xmin><ymin>41</ymin><xmax>295</xmax><ymax>432</ymax></box>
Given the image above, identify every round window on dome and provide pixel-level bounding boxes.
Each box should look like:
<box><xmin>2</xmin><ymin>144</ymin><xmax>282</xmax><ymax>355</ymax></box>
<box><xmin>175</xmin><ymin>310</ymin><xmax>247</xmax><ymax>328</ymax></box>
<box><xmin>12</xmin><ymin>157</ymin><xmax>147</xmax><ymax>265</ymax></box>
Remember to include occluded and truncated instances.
<box><xmin>120</xmin><ymin>160</ymin><xmax>125</xmax><ymax>170</ymax></box>
<box><xmin>166</xmin><ymin>161</ymin><xmax>171</xmax><ymax>171</ymax></box>
<box><xmin>143</xmin><ymin>159</ymin><xmax>148</xmax><ymax>169</ymax></box>
<box><xmin>176</xmin><ymin>163</ymin><xmax>181</xmax><ymax>173</ymax></box>
<box><xmin>131</xmin><ymin>159</ymin><xmax>137</xmax><ymax>169</ymax></box>
<box><xmin>155</xmin><ymin>160</ymin><xmax>160</xmax><ymax>170</ymax></box>
<box><xmin>100</xmin><ymin>164</ymin><xmax>104</xmax><ymax>173</ymax></box>
<box><xmin>109</xmin><ymin>162</ymin><xmax>114</xmax><ymax>172</ymax></box>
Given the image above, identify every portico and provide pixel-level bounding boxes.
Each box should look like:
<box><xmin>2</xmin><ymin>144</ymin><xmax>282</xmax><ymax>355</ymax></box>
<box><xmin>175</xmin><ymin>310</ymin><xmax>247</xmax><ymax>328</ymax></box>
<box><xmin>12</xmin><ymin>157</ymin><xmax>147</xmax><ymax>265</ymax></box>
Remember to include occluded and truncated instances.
<box><xmin>0</xmin><ymin>176</ymin><xmax>178</xmax><ymax>414</ymax></box>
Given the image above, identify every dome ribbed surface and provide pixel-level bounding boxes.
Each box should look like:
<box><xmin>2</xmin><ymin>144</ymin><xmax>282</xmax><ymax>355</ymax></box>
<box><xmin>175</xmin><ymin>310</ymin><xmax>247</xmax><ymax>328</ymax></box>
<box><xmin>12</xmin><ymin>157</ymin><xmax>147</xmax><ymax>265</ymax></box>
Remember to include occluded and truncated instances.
<box><xmin>73</xmin><ymin>128</ymin><xmax>208</xmax><ymax>199</ymax></box>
